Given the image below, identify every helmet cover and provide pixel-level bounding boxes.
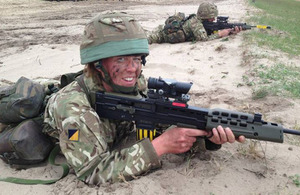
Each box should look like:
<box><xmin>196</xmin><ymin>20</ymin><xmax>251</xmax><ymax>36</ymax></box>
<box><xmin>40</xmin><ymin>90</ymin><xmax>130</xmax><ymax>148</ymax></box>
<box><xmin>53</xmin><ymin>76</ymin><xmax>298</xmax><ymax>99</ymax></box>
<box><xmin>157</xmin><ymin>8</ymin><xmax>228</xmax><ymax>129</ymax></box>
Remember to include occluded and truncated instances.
<box><xmin>80</xmin><ymin>12</ymin><xmax>149</xmax><ymax>64</ymax></box>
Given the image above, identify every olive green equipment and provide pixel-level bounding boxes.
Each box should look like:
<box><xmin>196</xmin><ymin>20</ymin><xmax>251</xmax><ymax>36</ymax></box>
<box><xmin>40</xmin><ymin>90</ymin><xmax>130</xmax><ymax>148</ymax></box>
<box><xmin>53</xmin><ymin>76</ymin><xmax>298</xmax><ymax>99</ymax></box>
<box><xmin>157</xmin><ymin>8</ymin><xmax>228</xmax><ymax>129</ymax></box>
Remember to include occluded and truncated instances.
<box><xmin>0</xmin><ymin>77</ymin><xmax>45</xmax><ymax>124</ymax></box>
<box><xmin>0</xmin><ymin>75</ymin><xmax>77</xmax><ymax>184</ymax></box>
<box><xmin>162</xmin><ymin>12</ymin><xmax>196</xmax><ymax>43</ymax></box>
<box><xmin>0</xmin><ymin>77</ymin><xmax>53</xmax><ymax>166</ymax></box>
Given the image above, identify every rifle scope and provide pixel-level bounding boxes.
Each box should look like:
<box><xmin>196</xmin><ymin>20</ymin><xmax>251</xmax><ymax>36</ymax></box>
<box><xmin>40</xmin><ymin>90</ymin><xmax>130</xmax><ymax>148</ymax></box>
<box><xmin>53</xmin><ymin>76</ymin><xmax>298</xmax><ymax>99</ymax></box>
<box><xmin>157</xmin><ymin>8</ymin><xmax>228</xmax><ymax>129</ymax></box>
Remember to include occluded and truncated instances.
<box><xmin>147</xmin><ymin>77</ymin><xmax>193</xmax><ymax>100</ymax></box>
<box><xmin>217</xmin><ymin>16</ymin><xmax>229</xmax><ymax>23</ymax></box>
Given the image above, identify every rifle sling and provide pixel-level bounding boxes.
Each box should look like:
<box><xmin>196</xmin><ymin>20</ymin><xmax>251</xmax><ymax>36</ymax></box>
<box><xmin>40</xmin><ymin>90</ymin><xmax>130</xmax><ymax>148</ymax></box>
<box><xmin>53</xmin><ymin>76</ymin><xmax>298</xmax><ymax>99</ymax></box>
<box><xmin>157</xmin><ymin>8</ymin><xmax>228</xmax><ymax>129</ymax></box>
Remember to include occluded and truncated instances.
<box><xmin>0</xmin><ymin>145</ymin><xmax>69</xmax><ymax>185</ymax></box>
<box><xmin>76</xmin><ymin>75</ymin><xmax>93</xmax><ymax>107</ymax></box>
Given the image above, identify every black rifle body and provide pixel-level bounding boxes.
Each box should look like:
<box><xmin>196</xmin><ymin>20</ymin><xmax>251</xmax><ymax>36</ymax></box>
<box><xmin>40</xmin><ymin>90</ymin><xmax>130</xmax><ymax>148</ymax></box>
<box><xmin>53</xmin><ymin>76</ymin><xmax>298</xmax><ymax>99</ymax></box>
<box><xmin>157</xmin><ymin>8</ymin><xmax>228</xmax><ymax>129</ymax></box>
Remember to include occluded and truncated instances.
<box><xmin>95</xmin><ymin>92</ymin><xmax>290</xmax><ymax>143</ymax></box>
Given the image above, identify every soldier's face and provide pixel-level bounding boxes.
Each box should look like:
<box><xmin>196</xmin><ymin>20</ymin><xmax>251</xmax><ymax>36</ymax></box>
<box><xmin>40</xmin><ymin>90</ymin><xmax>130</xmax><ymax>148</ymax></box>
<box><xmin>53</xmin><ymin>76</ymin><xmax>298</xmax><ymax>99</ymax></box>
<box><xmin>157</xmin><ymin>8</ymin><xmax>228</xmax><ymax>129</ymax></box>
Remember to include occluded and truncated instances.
<box><xmin>102</xmin><ymin>55</ymin><xmax>142</xmax><ymax>87</ymax></box>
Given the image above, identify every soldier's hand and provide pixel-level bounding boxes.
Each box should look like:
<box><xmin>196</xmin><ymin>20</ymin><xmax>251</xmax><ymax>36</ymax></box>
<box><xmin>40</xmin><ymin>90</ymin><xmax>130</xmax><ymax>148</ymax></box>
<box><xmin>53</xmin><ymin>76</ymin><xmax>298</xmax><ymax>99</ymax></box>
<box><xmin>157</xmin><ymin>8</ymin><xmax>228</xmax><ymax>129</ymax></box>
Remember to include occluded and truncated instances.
<box><xmin>152</xmin><ymin>127</ymin><xmax>208</xmax><ymax>157</ymax></box>
<box><xmin>208</xmin><ymin>125</ymin><xmax>245</xmax><ymax>144</ymax></box>
<box><xmin>218</xmin><ymin>29</ymin><xmax>232</xmax><ymax>37</ymax></box>
<box><xmin>218</xmin><ymin>26</ymin><xmax>242</xmax><ymax>37</ymax></box>
<box><xmin>230</xmin><ymin>26</ymin><xmax>242</xmax><ymax>34</ymax></box>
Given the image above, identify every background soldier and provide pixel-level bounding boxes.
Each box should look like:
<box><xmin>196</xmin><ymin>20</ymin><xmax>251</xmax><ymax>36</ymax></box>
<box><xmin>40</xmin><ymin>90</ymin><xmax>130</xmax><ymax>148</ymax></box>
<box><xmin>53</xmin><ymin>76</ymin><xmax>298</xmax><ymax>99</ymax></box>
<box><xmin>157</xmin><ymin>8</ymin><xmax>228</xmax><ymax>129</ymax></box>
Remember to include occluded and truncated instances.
<box><xmin>148</xmin><ymin>2</ymin><xmax>241</xmax><ymax>44</ymax></box>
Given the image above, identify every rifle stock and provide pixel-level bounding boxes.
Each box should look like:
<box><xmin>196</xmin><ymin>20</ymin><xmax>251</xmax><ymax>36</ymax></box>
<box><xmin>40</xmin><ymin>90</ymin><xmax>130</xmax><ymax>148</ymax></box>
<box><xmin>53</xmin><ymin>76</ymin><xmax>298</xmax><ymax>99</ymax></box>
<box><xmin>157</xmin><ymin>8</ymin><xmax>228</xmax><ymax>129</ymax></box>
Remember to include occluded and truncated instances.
<box><xmin>94</xmin><ymin>77</ymin><xmax>299</xmax><ymax>143</ymax></box>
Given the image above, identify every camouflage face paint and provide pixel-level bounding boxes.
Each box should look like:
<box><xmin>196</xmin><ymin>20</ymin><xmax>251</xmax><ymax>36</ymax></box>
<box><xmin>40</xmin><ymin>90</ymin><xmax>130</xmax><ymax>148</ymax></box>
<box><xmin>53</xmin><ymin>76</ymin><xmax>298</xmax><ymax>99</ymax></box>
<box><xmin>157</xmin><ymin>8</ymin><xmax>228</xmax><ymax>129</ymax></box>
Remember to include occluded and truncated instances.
<box><xmin>102</xmin><ymin>56</ymin><xmax>142</xmax><ymax>87</ymax></box>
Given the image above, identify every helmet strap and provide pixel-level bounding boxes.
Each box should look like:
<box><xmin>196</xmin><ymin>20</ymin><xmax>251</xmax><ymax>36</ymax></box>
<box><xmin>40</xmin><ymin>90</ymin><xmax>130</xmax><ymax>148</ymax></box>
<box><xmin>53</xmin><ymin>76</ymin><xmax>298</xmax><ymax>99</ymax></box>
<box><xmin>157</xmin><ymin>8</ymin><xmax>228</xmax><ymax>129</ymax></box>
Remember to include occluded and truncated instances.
<box><xmin>141</xmin><ymin>55</ymin><xmax>146</xmax><ymax>66</ymax></box>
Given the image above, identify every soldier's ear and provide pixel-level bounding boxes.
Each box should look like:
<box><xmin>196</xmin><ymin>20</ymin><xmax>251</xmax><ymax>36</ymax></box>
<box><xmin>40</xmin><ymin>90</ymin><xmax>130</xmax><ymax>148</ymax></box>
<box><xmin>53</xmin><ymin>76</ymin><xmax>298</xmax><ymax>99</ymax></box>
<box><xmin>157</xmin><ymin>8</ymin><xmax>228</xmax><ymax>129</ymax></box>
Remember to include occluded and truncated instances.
<box><xmin>95</xmin><ymin>60</ymin><xmax>111</xmax><ymax>80</ymax></box>
<box><xmin>94</xmin><ymin>60</ymin><xmax>104</xmax><ymax>77</ymax></box>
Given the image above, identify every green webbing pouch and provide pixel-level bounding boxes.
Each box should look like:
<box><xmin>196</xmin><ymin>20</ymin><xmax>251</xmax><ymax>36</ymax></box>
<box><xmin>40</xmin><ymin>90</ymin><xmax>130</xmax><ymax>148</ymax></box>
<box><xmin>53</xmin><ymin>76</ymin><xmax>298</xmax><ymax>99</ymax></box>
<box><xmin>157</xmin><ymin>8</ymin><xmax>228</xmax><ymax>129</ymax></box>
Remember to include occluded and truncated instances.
<box><xmin>0</xmin><ymin>119</ymin><xmax>70</xmax><ymax>184</ymax></box>
<box><xmin>163</xmin><ymin>12</ymin><xmax>185</xmax><ymax>34</ymax></box>
<box><xmin>0</xmin><ymin>119</ymin><xmax>54</xmax><ymax>165</ymax></box>
<box><xmin>0</xmin><ymin>145</ymin><xmax>69</xmax><ymax>185</ymax></box>
<box><xmin>60</xmin><ymin>70</ymin><xmax>83</xmax><ymax>88</ymax></box>
<box><xmin>0</xmin><ymin>77</ymin><xmax>45</xmax><ymax>124</ymax></box>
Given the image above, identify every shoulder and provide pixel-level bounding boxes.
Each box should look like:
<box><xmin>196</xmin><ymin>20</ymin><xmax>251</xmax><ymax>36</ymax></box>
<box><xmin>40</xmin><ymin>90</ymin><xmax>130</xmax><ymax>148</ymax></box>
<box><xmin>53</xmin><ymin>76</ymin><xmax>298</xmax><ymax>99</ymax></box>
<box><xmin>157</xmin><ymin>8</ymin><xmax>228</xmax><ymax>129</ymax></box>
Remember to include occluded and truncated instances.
<box><xmin>187</xmin><ymin>14</ymin><xmax>197</xmax><ymax>21</ymax></box>
<box><xmin>137</xmin><ymin>74</ymin><xmax>147</xmax><ymax>92</ymax></box>
<box><xmin>59</xmin><ymin>81</ymin><xmax>85</xmax><ymax>99</ymax></box>
<box><xmin>48</xmin><ymin>81</ymin><xmax>90</xmax><ymax>111</ymax></box>
<box><xmin>185</xmin><ymin>15</ymin><xmax>200</xmax><ymax>26</ymax></box>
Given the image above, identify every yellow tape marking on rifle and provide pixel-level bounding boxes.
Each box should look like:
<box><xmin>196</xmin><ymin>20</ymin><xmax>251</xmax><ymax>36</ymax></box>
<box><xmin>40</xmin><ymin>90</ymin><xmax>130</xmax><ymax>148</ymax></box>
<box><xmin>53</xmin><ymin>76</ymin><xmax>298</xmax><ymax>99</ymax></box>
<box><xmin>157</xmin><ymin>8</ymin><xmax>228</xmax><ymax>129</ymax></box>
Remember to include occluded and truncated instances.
<box><xmin>138</xmin><ymin>129</ymin><xmax>143</xmax><ymax>140</ymax></box>
<box><xmin>137</xmin><ymin>129</ymin><xmax>157</xmax><ymax>141</ymax></box>
<box><xmin>256</xmin><ymin>25</ymin><xmax>267</xmax><ymax>29</ymax></box>
<box><xmin>144</xmin><ymin>129</ymin><xmax>148</xmax><ymax>138</ymax></box>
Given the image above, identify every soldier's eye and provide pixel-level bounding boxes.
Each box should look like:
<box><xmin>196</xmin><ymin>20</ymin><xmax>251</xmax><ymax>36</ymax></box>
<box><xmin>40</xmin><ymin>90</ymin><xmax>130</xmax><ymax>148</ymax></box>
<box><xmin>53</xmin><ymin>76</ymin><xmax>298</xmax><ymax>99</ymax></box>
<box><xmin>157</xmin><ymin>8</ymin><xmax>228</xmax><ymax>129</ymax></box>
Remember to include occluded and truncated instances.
<box><xmin>117</xmin><ymin>57</ymin><xmax>125</xmax><ymax>63</ymax></box>
<box><xmin>133</xmin><ymin>57</ymin><xmax>142</xmax><ymax>62</ymax></box>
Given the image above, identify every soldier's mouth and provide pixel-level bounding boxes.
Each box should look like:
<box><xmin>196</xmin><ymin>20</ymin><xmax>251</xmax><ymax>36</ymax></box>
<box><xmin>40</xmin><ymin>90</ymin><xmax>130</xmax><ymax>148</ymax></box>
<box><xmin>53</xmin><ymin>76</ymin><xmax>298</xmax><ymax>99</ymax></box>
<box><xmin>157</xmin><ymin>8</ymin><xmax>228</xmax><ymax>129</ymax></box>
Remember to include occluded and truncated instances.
<box><xmin>121</xmin><ymin>77</ymin><xmax>136</xmax><ymax>86</ymax></box>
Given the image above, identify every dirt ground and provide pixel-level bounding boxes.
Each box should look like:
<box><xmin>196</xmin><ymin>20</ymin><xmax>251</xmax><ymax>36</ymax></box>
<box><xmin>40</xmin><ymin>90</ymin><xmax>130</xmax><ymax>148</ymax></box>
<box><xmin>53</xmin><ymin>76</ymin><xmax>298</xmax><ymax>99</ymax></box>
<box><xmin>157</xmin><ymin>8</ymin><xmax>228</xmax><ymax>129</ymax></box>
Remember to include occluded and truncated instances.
<box><xmin>1</xmin><ymin>0</ymin><xmax>300</xmax><ymax>194</ymax></box>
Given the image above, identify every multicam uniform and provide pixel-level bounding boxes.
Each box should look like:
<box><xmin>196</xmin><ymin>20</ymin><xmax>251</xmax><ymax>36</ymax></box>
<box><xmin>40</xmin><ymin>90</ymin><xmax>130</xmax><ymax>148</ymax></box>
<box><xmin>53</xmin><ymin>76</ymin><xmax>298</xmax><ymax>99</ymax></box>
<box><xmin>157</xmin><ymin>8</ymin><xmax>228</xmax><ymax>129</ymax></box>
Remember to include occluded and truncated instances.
<box><xmin>43</xmin><ymin>11</ymin><xmax>222</xmax><ymax>186</ymax></box>
<box><xmin>148</xmin><ymin>15</ymin><xmax>220</xmax><ymax>44</ymax></box>
<box><xmin>44</xmin><ymin>74</ymin><xmax>161</xmax><ymax>185</ymax></box>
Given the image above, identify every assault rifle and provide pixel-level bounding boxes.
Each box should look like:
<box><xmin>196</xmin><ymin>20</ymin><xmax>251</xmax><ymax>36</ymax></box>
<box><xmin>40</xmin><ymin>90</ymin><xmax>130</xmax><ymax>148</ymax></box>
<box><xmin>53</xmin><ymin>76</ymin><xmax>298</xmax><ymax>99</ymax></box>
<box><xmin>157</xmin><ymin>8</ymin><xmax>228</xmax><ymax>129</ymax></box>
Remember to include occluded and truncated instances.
<box><xmin>94</xmin><ymin>77</ymin><xmax>300</xmax><ymax>142</ymax></box>
<box><xmin>202</xmin><ymin>16</ymin><xmax>271</xmax><ymax>35</ymax></box>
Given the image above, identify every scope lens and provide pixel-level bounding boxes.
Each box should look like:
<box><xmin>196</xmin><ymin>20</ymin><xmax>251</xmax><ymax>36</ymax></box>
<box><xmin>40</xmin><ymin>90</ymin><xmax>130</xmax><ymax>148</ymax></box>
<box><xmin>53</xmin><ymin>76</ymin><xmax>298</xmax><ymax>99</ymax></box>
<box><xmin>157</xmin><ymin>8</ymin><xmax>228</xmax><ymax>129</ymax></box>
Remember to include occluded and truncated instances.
<box><xmin>148</xmin><ymin>77</ymin><xmax>164</xmax><ymax>89</ymax></box>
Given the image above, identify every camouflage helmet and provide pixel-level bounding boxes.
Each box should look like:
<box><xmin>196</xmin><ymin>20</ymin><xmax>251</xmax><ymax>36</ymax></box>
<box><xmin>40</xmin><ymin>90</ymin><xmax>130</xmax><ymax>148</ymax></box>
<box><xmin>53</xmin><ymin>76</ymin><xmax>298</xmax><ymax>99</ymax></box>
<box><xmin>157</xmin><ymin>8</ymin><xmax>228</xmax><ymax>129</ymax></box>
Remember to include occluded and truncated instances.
<box><xmin>197</xmin><ymin>2</ymin><xmax>218</xmax><ymax>20</ymax></box>
<box><xmin>80</xmin><ymin>12</ymin><xmax>149</xmax><ymax>64</ymax></box>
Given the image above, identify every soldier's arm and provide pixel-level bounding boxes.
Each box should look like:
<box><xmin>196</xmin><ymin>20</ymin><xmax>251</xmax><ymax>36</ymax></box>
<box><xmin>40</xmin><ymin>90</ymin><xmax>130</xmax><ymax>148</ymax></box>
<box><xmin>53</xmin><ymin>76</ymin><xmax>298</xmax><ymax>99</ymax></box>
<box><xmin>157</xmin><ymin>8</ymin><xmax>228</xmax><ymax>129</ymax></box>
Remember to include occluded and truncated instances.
<box><xmin>185</xmin><ymin>17</ymin><xmax>221</xmax><ymax>41</ymax></box>
<box><xmin>45</xmin><ymin>84</ymin><xmax>160</xmax><ymax>185</ymax></box>
<box><xmin>147</xmin><ymin>25</ymin><xmax>165</xmax><ymax>44</ymax></box>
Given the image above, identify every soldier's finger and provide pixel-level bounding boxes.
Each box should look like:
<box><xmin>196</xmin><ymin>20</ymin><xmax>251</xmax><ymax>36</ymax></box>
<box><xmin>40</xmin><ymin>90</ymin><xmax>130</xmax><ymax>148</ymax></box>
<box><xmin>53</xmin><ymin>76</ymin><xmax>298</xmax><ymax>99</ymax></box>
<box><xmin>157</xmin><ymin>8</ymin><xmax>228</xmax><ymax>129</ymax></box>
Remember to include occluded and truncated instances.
<box><xmin>210</xmin><ymin>128</ymin><xmax>220</xmax><ymax>143</ymax></box>
<box><xmin>217</xmin><ymin>125</ymin><xmax>227</xmax><ymax>143</ymax></box>
<box><xmin>224</xmin><ymin>127</ymin><xmax>235</xmax><ymax>143</ymax></box>
<box><xmin>236</xmin><ymin>135</ymin><xmax>246</xmax><ymax>143</ymax></box>
<box><xmin>184</xmin><ymin>128</ymin><xmax>208</xmax><ymax>137</ymax></box>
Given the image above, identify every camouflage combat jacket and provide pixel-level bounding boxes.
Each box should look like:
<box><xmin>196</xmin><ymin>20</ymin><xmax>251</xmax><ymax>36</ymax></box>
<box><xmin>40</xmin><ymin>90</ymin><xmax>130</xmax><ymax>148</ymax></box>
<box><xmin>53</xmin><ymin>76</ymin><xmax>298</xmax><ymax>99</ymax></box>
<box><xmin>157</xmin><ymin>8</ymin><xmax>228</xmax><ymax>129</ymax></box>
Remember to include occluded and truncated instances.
<box><xmin>44</xmin><ymin>73</ymin><xmax>161</xmax><ymax>185</ymax></box>
<box><xmin>148</xmin><ymin>15</ymin><xmax>220</xmax><ymax>44</ymax></box>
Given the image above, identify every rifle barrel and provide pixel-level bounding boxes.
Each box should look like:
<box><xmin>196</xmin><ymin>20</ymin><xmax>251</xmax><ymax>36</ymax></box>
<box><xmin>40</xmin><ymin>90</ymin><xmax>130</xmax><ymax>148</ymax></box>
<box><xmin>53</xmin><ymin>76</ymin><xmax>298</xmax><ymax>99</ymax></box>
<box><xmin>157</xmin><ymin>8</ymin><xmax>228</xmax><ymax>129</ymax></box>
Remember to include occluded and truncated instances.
<box><xmin>283</xmin><ymin>128</ymin><xmax>300</xmax><ymax>136</ymax></box>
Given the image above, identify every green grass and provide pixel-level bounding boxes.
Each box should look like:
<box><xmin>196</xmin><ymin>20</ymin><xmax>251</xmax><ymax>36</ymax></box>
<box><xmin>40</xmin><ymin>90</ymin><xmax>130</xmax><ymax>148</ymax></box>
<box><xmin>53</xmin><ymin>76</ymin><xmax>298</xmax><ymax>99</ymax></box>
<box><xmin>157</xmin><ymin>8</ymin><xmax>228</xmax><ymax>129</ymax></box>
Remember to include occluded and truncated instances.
<box><xmin>289</xmin><ymin>174</ymin><xmax>300</xmax><ymax>187</ymax></box>
<box><xmin>242</xmin><ymin>0</ymin><xmax>300</xmax><ymax>99</ymax></box>
<box><xmin>251</xmin><ymin>63</ymin><xmax>300</xmax><ymax>98</ymax></box>
<box><xmin>247</xmin><ymin>0</ymin><xmax>300</xmax><ymax>55</ymax></box>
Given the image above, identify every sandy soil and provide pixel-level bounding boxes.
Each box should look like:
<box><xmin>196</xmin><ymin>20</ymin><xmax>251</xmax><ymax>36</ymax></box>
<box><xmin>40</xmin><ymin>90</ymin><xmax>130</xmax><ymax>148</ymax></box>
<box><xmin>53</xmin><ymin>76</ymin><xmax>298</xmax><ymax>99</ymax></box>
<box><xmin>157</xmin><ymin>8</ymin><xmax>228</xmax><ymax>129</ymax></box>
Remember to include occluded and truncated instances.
<box><xmin>1</xmin><ymin>0</ymin><xmax>300</xmax><ymax>194</ymax></box>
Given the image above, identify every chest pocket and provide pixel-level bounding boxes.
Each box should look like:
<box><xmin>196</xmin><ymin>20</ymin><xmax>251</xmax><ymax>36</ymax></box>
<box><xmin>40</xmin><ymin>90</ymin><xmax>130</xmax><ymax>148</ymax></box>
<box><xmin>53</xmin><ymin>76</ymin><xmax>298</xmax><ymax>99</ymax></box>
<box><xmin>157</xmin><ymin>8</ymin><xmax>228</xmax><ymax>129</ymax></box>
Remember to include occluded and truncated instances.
<box><xmin>100</xmin><ymin>118</ymin><xmax>134</xmax><ymax>148</ymax></box>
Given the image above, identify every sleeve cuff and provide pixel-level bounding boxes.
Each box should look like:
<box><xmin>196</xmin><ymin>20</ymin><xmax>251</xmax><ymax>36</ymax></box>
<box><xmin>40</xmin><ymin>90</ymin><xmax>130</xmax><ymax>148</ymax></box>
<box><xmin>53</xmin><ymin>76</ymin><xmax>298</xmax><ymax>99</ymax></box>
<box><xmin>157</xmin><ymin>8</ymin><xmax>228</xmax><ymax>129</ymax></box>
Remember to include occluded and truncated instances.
<box><xmin>137</xmin><ymin>138</ymin><xmax>161</xmax><ymax>169</ymax></box>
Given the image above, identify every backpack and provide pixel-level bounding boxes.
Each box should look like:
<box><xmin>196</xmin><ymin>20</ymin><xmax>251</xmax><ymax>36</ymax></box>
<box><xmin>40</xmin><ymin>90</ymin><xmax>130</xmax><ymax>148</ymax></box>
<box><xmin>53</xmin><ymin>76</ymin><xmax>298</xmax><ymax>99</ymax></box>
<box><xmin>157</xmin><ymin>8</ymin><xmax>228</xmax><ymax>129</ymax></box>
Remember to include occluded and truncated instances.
<box><xmin>0</xmin><ymin>71</ymin><xmax>84</xmax><ymax>165</ymax></box>
<box><xmin>0</xmin><ymin>72</ymin><xmax>82</xmax><ymax>184</ymax></box>
<box><xmin>0</xmin><ymin>118</ymin><xmax>54</xmax><ymax>166</ymax></box>
<box><xmin>0</xmin><ymin>77</ymin><xmax>54</xmax><ymax>165</ymax></box>
<box><xmin>163</xmin><ymin>12</ymin><xmax>196</xmax><ymax>43</ymax></box>
<box><xmin>163</xmin><ymin>12</ymin><xmax>186</xmax><ymax>43</ymax></box>
<box><xmin>0</xmin><ymin>77</ymin><xmax>46</xmax><ymax>124</ymax></box>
